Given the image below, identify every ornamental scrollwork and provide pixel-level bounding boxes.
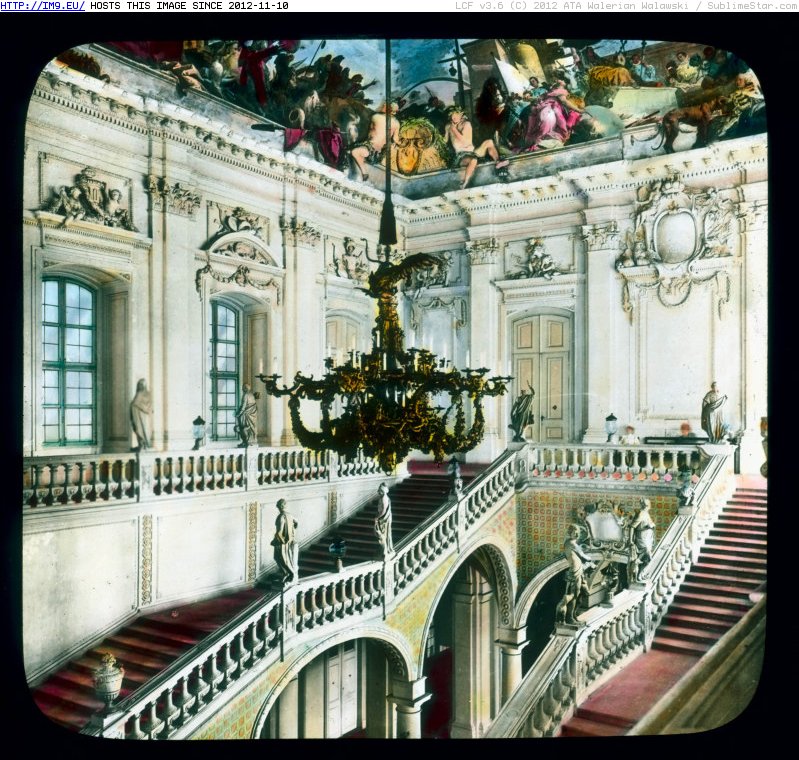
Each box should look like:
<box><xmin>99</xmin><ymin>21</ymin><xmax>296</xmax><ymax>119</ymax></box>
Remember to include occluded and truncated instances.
<box><xmin>195</xmin><ymin>254</ymin><xmax>281</xmax><ymax>304</ymax></box>
<box><xmin>42</xmin><ymin>166</ymin><xmax>138</xmax><ymax>231</ymax></box>
<box><xmin>208</xmin><ymin>203</ymin><xmax>268</xmax><ymax>243</ymax></box>
<box><xmin>405</xmin><ymin>251</ymin><xmax>452</xmax><ymax>295</ymax></box>
<box><xmin>409</xmin><ymin>296</ymin><xmax>467</xmax><ymax>333</ymax></box>
<box><xmin>146</xmin><ymin>175</ymin><xmax>202</xmax><ymax>217</ymax></box>
<box><xmin>581</xmin><ymin>221</ymin><xmax>619</xmax><ymax>251</ymax></box>
<box><xmin>279</xmin><ymin>215</ymin><xmax>321</xmax><ymax>247</ymax></box>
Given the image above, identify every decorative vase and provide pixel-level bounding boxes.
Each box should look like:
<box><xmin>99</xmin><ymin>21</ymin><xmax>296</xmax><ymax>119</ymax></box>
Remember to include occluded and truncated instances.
<box><xmin>93</xmin><ymin>652</ymin><xmax>125</xmax><ymax>713</ymax></box>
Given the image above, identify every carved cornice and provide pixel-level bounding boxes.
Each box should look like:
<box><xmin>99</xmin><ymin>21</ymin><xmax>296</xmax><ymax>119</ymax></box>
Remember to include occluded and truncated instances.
<box><xmin>27</xmin><ymin>212</ymin><xmax>150</xmax><ymax>251</ymax></box>
<box><xmin>466</xmin><ymin>237</ymin><xmax>500</xmax><ymax>265</ymax></box>
<box><xmin>279</xmin><ymin>215</ymin><xmax>321</xmax><ymax>247</ymax></box>
<box><xmin>409</xmin><ymin>295</ymin><xmax>467</xmax><ymax>332</ymax></box>
<box><xmin>146</xmin><ymin>175</ymin><xmax>202</xmax><ymax>217</ymax></box>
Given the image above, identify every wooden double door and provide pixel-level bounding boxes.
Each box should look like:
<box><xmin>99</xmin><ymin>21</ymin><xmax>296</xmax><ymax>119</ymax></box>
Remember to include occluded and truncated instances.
<box><xmin>511</xmin><ymin>314</ymin><xmax>571</xmax><ymax>444</ymax></box>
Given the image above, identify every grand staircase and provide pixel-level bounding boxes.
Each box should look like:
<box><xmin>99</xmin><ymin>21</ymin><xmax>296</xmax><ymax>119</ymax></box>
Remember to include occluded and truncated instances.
<box><xmin>296</xmin><ymin>471</ymin><xmax>470</xmax><ymax>577</ymax></box>
<box><xmin>29</xmin><ymin>468</ymin><xmax>471</xmax><ymax>734</ymax></box>
<box><xmin>559</xmin><ymin>479</ymin><xmax>767</xmax><ymax>737</ymax></box>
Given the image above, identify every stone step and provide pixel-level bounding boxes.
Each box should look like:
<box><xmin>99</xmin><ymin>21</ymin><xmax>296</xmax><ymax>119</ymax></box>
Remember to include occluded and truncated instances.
<box><xmin>651</xmin><ymin>635</ymin><xmax>710</xmax><ymax>656</ymax></box>
<box><xmin>671</xmin><ymin>590</ymin><xmax>751</xmax><ymax>612</ymax></box>
<box><xmin>705</xmin><ymin>535</ymin><xmax>767</xmax><ymax>549</ymax></box>
<box><xmin>691</xmin><ymin>561</ymin><xmax>767</xmax><ymax>580</ymax></box>
<box><xmin>700</xmin><ymin>542</ymin><xmax>767</xmax><ymax>558</ymax></box>
<box><xmin>713</xmin><ymin>517</ymin><xmax>769</xmax><ymax>531</ymax></box>
<box><xmin>105</xmin><ymin>633</ymin><xmax>187</xmax><ymax>659</ymax></box>
<box><xmin>574</xmin><ymin>705</ymin><xmax>636</xmax><ymax>729</ymax></box>
<box><xmin>559</xmin><ymin>715</ymin><xmax>626</xmax><ymax>737</ymax></box>
<box><xmin>667</xmin><ymin>601</ymin><xmax>745</xmax><ymax>626</ymax></box>
<box><xmin>661</xmin><ymin>611</ymin><xmax>735</xmax><ymax>633</ymax></box>
<box><xmin>700</xmin><ymin>551</ymin><xmax>766</xmax><ymax>569</ymax></box>
<box><xmin>686</xmin><ymin>569</ymin><xmax>764</xmax><ymax>588</ymax></box>
<box><xmin>656</xmin><ymin>623</ymin><xmax>722</xmax><ymax>646</ymax></box>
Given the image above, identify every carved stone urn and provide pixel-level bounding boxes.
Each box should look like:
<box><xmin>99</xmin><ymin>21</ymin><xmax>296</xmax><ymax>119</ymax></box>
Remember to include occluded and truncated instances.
<box><xmin>93</xmin><ymin>652</ymin><xmax>125</xmax><ymax>713</ymax></box>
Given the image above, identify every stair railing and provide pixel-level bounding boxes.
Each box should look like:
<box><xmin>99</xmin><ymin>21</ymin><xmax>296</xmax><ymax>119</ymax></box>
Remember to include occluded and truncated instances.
<box><xmin>484</xmin><ymin>450</ymin><xmax>735</xmax><ymax>739</ymax></box>
<box><xmin>80</xmin><ymin>449</ymin><xmax>521</xmax><ymax>739</ymax></box>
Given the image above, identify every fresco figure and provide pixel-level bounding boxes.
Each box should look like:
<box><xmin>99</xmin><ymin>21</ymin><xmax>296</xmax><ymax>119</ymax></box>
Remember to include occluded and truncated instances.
<box><xmin>350</xmin><ymin>101</ymin><xmax>400</xmax><ymax>181</ymax></box>
<box><xmin>444</xmin><ymin>106</ymin><xmax>509</xmax><ymax>189</ymax></box>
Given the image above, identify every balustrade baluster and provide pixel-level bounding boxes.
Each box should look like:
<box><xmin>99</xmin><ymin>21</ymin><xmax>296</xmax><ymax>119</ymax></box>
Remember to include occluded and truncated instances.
<box><xmin>127</xmin><ymin>712</ymin><xmax>146</xmax><ymax>740</ymax></box>
<box><xmin>143</xmin><ymin>701</ymin><xmax>164</xmax><ymax>740</ymax></box>
<box><xmin>158</xmin><ymin>685</ymin><xmax>180</xmax><ymax>736</ymax></box>
<box><xmin>173</xmin><ymin>675</ymin><xmax>196</xmax><ymax>724</ymax></box>
<box><xmin>204</xmin><ymin>652</ymin><xmax>223</xmax><ymax>698</ymax></box>
<box><xmin>187</xmin><ymin>662</ymin><xmax>210</xmax><ymax>707</ymax></box>
<box><xmin>353</xmin><ymin>575</ymin><xmax>364</xmax><ymax>612</ymax></box>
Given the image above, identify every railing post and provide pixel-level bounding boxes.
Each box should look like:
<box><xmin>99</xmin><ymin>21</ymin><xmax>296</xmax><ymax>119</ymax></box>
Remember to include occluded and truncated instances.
<box><xmin>138</xmin><ymin>451</ymin><xmax>156</xmax><ymax>503</ymax></box>
<box><xmin>245</xmin><ymin>447</ymin><xmax>258</xmax><ymax>491</ymax></box>
<box><xmin>327</xmin><ymin>451</ymin><xmax>340</xmax><ymax>483</ymax></box>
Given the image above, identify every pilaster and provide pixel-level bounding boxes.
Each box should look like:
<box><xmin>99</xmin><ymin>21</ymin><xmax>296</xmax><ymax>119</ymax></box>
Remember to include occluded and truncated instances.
<box><xmin>389</xmin><ymin>676</ymin><xmax>432</xmax><ymax>739</ymax></box>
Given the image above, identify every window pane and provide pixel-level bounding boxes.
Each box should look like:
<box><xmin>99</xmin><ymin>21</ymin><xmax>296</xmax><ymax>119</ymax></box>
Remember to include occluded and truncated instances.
<box><xmin>44</xmin><ymin>408</ymin><xmax>59</xmax><ymax>425</ymax></box>
<box><xmin>79</xmin><ymin>287</ymin><xmax>92</xmax><ymax>310</ymax></box>
<box><xmin>43</xmin><ymin>304</ymin><xmax>58</xmax><ymax>323</ymax></box>
<box><xmin>43</xmin><ymin>343</ymin><xmax>59</xmax><ymax>362</ymax></box>
<box><xmin>44</xmin><ymin>425</ymin><xmax>60</xmax><ymax>443</ymax></box>
<box><xmin>65</xmin><ymin>344</ymin><xmax>79</xmax><ymax>363</ymax></box>
<box><xmin>80</xmin><ymin>408</ymin><xmax>92</xmax><ymax>425</ymax></box>
<box><xmin>66</xmin><ymin>387</ymin><xmax>79</xmax><ymax>405</ymax></box>
<box><xmin>43</xmin><ymin>325</ymin><xmax>59</xmax><ymax>345</ymax></box>
<box><xmin>65</xmin><ymin>327</ymin><xmax>79</xmax><ymax>346</ymax></box>
<box><xmin>66</xmin><ymin>307</ymin><xmax>81</xmax><ymax>325</ymax></box>
<box><xmin>66</xmin><ymin>283</ymin><xmax>80</xmax><ymax>308</ymax></box>
<box><xmin>43</xmin><ymin>280</ymin><xmax>58</xmax><ymax>306</ymax></box>
<box><xmin>79</xmin><ymin>346</ymin><xmax>92</xmax><ymax>363</ymax></box>
<box><xmin>65</xmin><ymin>408</ymin><xmax>79</xmax><ymax>425</ymax></box>
<box><xmin>79</xmin><ymin>307</ymin><xmax>92</xmax><ymax>326</ymax></box>
<box><xmin>44</xmin><ymin>370</ymin><xmax>59</xmax><ymax>387</ymax></box>
<box><xmin>223</xmin><ymin>326</ymin><xmax>236</xmax><ymax>342</ymax></box>
<box><xmin>65</xmin><ymin>425</ymin><xmax>80</xmax><ymax>441</ymax></box>
<box><xmin>44</xmin><ymin>386</ymin><xmax>59</xmax><ymax>405</ymax></box>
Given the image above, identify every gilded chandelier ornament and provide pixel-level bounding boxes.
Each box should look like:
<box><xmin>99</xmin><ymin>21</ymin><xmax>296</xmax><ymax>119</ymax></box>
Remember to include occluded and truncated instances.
<box><xmin>259</xmin><ymin>245</ymin><xmax>510</xmax><ymax>473</ymax></box>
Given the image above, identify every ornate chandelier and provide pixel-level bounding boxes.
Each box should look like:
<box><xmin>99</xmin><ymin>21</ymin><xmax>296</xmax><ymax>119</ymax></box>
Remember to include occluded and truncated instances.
<box><xmin>258</xmin><ymin>40</ymin><xmax>510</xmax><ymax>473</ymax></box>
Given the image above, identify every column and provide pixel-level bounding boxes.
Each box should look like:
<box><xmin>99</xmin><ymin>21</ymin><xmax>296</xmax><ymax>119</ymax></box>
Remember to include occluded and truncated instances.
<box><xmin>466</xmin><ymin>236</ymin><xmax>503</xmax><ymax>461</ymax></box>
<box><xmin>738</xmin><ymin>196</ymin><xmax>768</xmax><ymax>474</ymax></box>
<box><xmin>450</xmin><ymin>568</ymin><xmax>495</xmax><ymax>738</ymax></box>
<box><xmin>496</xmin><ymin>626</ymin><xmax>529</xmax><ymax>703</ymax></box>
<box><xmin>581</xmin><ymin>220</ymin><xmax>621</xmax><ymax>442</ymax></box>
<box><xmin>277</xmin><ymin>676</ymin><xmax>299</xmax><ymax>738</ymax></box>
<box><xmin>389</xmin><ymin>676</ymin><xmax>431</xmax><ymax>739</ymax></box>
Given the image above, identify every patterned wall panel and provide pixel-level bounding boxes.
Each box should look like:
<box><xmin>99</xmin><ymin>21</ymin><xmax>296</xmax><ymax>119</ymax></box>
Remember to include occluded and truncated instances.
<box><xmin>516</xmin><ymin>489</ymin><xmax>676</xmax><ymax>587</ymax></box>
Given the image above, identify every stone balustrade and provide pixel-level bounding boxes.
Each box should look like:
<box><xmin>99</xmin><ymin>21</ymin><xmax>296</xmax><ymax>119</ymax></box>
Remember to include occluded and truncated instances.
<box><xmin>22</xmin><ymin>446</ymin><xmax>382</xmax><ymax>508</ymax></box>
<box><xmin>523</xmin><ymin>442</ymin><xmax>702</xmax><ymax>484</ymax></box>
<box><xmin>22</xmin><ymin>454</ymin><xmax>138</xmax><ymax>508</ymax></box>
<box><xmin>485</xmin><ymin>450</ymin><xmax>733</xmax><ymax>739</ymax></box>
<box><xmin>80</xmin><ymin>448</ymin><xmax>521</xmax><ymax>739</ymax></box>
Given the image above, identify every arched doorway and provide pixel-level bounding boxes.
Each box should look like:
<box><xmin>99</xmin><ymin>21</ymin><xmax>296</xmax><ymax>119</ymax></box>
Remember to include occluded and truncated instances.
<box><xmin>420</xmin><ymin>552</ymin><xmax>504</xmax><ymax>738</ymax></box>
<box><xmin>260</xmin><ymin>638</ymin><xmax>399</xmax><ymax>738</ymax></box>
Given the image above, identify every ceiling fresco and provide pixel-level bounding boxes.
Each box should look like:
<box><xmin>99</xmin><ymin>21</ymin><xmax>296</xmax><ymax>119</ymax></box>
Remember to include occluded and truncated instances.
<box><xmin>56</xmin><ymin>38</ymin><xmax>765</xmax><ymax>188</ymax></box>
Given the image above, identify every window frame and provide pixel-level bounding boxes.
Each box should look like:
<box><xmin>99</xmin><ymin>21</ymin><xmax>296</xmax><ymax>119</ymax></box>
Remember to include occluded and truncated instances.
<box><xmin>41</xmin><ymin>277</ymin><xmax>97</xmax><ymax>447</ymax></box>
<box><xmin>208</xmin><ymin>299</ymin><xmax>241</xmax><ymax>441</ymax></box>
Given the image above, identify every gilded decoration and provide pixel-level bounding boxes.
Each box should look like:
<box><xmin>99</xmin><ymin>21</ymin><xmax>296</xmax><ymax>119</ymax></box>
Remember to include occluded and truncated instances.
<box><xmin>42</xmin><ymin>166</ymin><xmax>138</xmax><ymax>231</ymax></box>
<box><xmin>146</xmin><ymin>175</ymin><xmax>202</xmax><ymax>217</ymax></box>
<box><xmin>615</xmin><ymin>175</ymin><xmax>736</xmax><ymax>322</ymax></box>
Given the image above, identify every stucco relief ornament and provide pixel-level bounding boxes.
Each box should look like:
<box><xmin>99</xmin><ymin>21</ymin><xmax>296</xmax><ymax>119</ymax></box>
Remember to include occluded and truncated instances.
<box><xmin>508</xmin><ymin>238</ymin><xmax>564</xmax><ymax>280</ymax></box>
<box><xmin>330</xmin><ymin>236</ymin><xmax>370</xmax><ymax>282</ymax></box>
<box><xmin>195</xmin><ymin>254</ymin><xmax>281</xmax><ymax>303</ymax></box>
<box><xmin>43</xmin><ymin>167</ymin><xmax>137</xmax><ymax>231</ymax></box>
<box><xmin>405</xmin><ymin>251</ymin><xmax>452</xmax><ymax>296</ymax></box>
<box><xmin>210</xmin><ymin>204</ymin><xmax>267</xmax><ymax>241</ymax></box>
<box><xmin>279</xmin><ymin>215</ymin><xmax>321</xmax><ymax>246</ymax></box>
<box><xmin>146</xmin><ymin>175</ymin><xmax>202</xmax><ymax>216</ymax></box>
<box><xmin>616</xmin><ymin>176</ymin><xmax>735</xmax><ymax>322</ymax></box>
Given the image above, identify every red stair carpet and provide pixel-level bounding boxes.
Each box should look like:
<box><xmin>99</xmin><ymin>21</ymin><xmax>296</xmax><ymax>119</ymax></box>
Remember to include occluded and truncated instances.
<box><xmin>559</xmin><ymin>476</ymin><xmax>766</xmax><ymax>737</ymax></box>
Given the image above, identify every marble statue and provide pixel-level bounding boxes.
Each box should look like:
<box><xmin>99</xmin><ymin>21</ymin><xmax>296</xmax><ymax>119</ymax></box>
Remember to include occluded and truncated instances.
<box><xmin>556</xmin><ymin>524</ymin><xmax>594</xmax><ymax>625</ymax></box>
<box><xmin>701</xmin><ymin>381</ymin><xmax>728</xmax><ymax>443</ymax></box>
<box><xmin>236</xmin><ymin>383</ymin><xmax>258</xmax><ymax>447</ymax></box>
<box><xmin>272</xmin><ymin>499</ymin><xmax>298</xmax><ymax>584</ymax></box>
<box><xmin>628</xmin><ymin>498</ymin><xmax>656</xmax><ymax>582</ymax></box>
<box><xmin>130</xmin><ymin>378</ymin><xmax>153</xmax><ymax>451</ymax></box>
<box><xmin>374</xmin><ymin>482</ymin><xmax>394</xmax><ymax>555</ymax></box>
<box><xmin>448</xmin><ymin>456</ymin><xmax>463</xmax><ymax>496</ymax></box>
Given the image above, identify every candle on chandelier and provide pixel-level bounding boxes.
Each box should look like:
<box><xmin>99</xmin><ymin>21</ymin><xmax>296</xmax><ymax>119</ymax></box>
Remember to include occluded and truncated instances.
<box><xmin>258</xmin><ymin>358</ymin><xmax>263</xmax><ymax>375</ymax></box>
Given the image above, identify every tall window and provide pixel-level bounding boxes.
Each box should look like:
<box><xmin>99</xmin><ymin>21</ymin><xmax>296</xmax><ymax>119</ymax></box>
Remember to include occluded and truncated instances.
<box><xmin>41</xmin><ymin>279</ymin><xmax>96</xmax><ymax>446</ymax></box>
<box><xmin>209</xmin><ymin>301</ymin><xmax>239</xmax><ymax>440</ymax></box>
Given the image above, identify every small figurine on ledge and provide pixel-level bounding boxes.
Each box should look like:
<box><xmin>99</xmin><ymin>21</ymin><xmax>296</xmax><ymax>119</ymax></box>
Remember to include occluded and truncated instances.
<box><xmin>701</xmin><ymin>381</ymin><xmax>728</xmax><ymax>443</ymax></box>
<box><xmin>628</xmin><ymin>498</ymin><xmax>656</xmax><ymax>582</ymax></box>
<box><xmin>509</xmin><ymin>383</ymin><xmax>535</xmax><ymax>442</ymax></box>
<box><xmin>448</xmin><ymin>456</ymin><xmax>463</xmax><ymax>496</ymax></box>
